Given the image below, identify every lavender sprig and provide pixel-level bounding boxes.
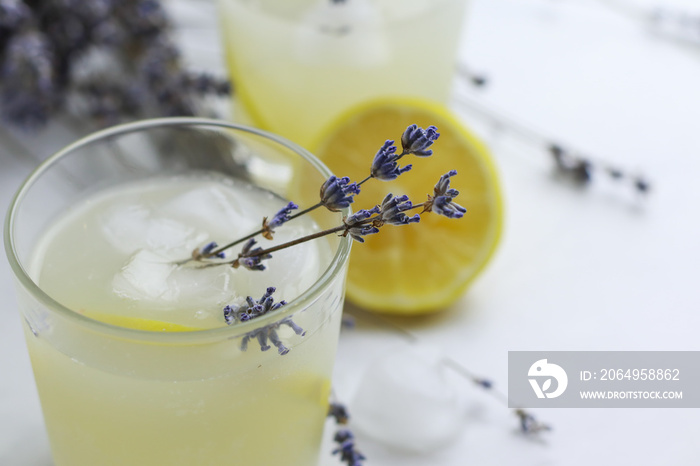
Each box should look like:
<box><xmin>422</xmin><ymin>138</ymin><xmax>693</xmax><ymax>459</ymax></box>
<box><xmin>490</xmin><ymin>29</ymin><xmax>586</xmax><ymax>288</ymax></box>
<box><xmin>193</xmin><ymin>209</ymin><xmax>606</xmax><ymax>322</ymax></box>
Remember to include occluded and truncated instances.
<box><xmin>327</xmin><ymin>401</ymin><xmax>365</xmax><ymax>465</ymax></box>
<box><xmin>192</xmin><ymin>125</ymin><xmax>443</xmax><ymax>261</ymax></box>
<box><xmin>0</xmin><ymin>1</ymin><xmax>231</xmax><ymax>130</ymax></box>
<box><xmin>206</xmin><ymin>126</ymin><xmax>463</xmax><ymax>359</ymax></box>
<box><xmin>453</xmin><ymin>93</ymin><xmax>650</xmax><ymax>196</ymax></box>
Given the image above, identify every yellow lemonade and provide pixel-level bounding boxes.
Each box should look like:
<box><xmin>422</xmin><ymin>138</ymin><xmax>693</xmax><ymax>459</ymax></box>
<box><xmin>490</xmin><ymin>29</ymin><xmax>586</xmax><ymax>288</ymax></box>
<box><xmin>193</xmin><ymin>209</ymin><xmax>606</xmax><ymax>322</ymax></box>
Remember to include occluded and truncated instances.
<box><xmin>22</xmin><ymin>174</ymin><xmax>344</xmax><ymax>466</ymax></box>
<box><xmin>219</xmin><ymin>0</ymin><xmax>468</xmax><ymax>147</ymax></box>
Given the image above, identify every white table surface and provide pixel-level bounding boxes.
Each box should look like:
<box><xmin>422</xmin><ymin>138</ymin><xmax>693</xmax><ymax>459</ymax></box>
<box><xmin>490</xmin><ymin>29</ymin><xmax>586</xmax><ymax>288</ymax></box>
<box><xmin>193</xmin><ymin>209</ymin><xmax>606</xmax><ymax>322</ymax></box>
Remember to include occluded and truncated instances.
<box><xmin>2</xmin><ymin>0</ymin><xmax>700</xmax><ymax>464</ymax></box>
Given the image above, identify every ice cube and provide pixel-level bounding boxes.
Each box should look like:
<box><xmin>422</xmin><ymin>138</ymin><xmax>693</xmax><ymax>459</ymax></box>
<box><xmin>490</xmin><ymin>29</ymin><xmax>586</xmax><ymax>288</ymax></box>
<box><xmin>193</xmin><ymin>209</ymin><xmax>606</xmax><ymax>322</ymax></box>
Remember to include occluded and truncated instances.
<box><xmin>100</xmin><ymin>204</ymin><xmax>151</xmax><ymax>254</ymax></box>
<box><xmin>101</xmin><ymin>205</ymin><xmax>206</xmax><ymax>256</ymax></box>
<box><xmin>112</xmin><ymin>249</ymin><xmax>178</xmax><ymax>302</ymax></box>
<box><xmin>113</xmin><ymin>248</ymin><xmax>240</xmax><ymax>309</ymax></box>
<box><xmin>294</xmin><ymin>0</ymin><xmax>388</xmax><ymax>66</ymax></box>
<box><xmin>158</xmin><ymin>186</ymin><xmax>260</xmax><ymax>237</ymax></box>
<box><xmin>350</xmin><ymin>344</ymin><xmax>465</xmax><ymax>453</ymax></box>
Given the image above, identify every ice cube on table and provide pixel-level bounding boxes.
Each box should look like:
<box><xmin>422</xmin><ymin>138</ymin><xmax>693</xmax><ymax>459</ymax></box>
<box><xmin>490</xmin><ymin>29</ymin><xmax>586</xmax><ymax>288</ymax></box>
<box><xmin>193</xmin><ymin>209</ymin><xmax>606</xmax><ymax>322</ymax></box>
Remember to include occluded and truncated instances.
<box><xmin>350</xmin><ymin>344</ymin><xmax>465</xmax><ymax>453</ymax></box>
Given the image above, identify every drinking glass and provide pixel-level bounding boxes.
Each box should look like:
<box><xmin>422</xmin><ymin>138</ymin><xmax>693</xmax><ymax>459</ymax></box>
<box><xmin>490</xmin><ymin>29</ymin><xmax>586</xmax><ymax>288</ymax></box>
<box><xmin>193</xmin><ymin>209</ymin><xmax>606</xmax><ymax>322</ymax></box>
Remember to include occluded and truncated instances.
<box><xmin>219</xmin><ymin>0</ymin><xmax>470</xmax><ymax>147</ymax></box>
<box><xmin>4</xmin><ymin>118</ymin><xmax>352</xmax><ymax>466</ymax></box>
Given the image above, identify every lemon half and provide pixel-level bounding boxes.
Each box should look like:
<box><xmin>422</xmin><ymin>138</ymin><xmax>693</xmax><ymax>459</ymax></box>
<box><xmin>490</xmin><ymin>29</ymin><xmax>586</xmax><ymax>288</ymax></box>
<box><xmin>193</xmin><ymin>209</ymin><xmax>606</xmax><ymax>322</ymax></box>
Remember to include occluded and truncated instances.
<box><xmin>312</xmin><ymin>98</ymin><xmax>503</xmax><ymax>314</ymax></box>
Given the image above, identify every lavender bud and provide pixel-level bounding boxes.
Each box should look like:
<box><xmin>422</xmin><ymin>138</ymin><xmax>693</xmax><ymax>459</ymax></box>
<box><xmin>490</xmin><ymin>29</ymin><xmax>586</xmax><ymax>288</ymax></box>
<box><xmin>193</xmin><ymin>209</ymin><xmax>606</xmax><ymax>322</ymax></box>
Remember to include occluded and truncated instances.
<box><xmin>370</xmin><ymin>140</ymin><xmax>412</xmax><ymax>181</ymax></box>
<box><xmin>344</xmin><ymin>207</ymin><xmax>381</xmax><ymax>243</ymax></box>
<box><xmin>401</xmin><ymin>124</ymin><xmax>440</xmax><ymax>156</ymax></box>
<box><xmin>425</xmin><ymin>171</ymin><xmax>466</xmax><ymax>219</ymax></box>
<box><xmin>320</xmin><ymin>175</ymin><xmax>360</xmax><ymax>211</ymax></box>
<box><xmin>379</xmin><ymin>193</ymin><xmax>420</xmax><ymax>226</ymax></box>
<box><xmin>262</xmin><ymin>201</ymin><xmax>299</xmax><ymax>239</ymax></box>
<box><xmin>328</xmin><ymin>402</ymin><xmax>350</xmax><ymax>424</ymax></box>
<box><xmin>235</xmin><ymin>239</ymin><xmax>272</xmax><ymax>271</ymax></box>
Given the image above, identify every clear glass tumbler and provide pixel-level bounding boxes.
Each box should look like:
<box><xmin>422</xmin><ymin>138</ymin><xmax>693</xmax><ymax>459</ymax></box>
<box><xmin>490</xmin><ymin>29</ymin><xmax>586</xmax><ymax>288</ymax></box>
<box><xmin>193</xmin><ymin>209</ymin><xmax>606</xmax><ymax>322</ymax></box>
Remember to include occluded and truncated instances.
<box><xmin>4</xmin><ymin>118</ymin><xmax>352</xmax><ymax>466</ymax></box>
<box><xmin>218</xmin><ymin>0</ymin><xmax>470</xmax><ymax>148</ymax></box>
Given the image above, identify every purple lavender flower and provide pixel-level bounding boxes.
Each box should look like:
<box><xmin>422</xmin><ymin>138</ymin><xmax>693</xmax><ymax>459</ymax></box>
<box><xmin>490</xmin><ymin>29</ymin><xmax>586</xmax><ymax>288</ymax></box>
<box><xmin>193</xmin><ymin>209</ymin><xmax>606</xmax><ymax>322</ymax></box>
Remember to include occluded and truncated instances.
<box><xmin>235</xmin><ymin>238</ymin><xmax>272</xmax><ymax>271</ymax></box>
<box><xmin>433</xmin><ymin>196</ymin><xmax>467</xmax><ymax>219</ymax></box>
<box><xmin>181</xmin><ymin>72</ymin><xmax>232</xmax><ymax>96</ymax></box>
<box><xmin>225</xmin><ymin>288</ymin><xmax>306</xmax><ymax>355</ymax></box>
<box><xmin>333</xmin><ymin>429</ymin><xmax>366</xmax><ymax>466</ymax></box>
<box><xmin>196</xmin><ymin>241</ymin><xmax>225</xmax><ymax>259</ymax></box>
<box><xmin>401</xmin><ymin>124</ymin><xmax>440</xmax><ymax>156</ymax></box>
<box><xmin>320</xmin><ymin>175</ymin><xmax>360</xmax><ymax>211</ymax></box>
<box><xmin>1</xmin><ymin>30</ymin><xmax>56</xmax><ymax>128</ymax></box>
<box><xmin>224</xmin><ymin>287</ymin><xmax>286</xmax><ymax>324</ymax></box>
<box><xmin>476</xmin><ymin>378</ymin><xmax>493</xmax><ymax>389</ymax></box>
<box><xmin>0</xmin><ymin>0</ymin><xmax>30</xmax><ymax>29</ymax></box>
<box><xmin>370</xmin><ymin>140</ymin><xmax>412</xmax><ymax>181</ymax></box>
<box><xmin>344</xmin><ymin>207</ymin><xmax>381</xmax><ymax>243</ymax></box>
<box><xmin>379</xmin><ymin>193</ymin><xmax>420</xmax><ymax>226</ymax></box>
<box><xmin>425</xmin><ymin>170</ymin><xmax>466</xmax><ymax>219</ymax></box>
<box><xmin>262</xmin><ymin>201</ymin><xmax>298</xmax><ymax>239</ymax></box>
<box><xmin>328</xmin><ymin>402</ymin><xmax>350</xmax><ymax>424</ymax></box>
<box><xmin>515</xmin><ymin>409</ymin><xmax>551</xmax><ymax>434</ymax></box>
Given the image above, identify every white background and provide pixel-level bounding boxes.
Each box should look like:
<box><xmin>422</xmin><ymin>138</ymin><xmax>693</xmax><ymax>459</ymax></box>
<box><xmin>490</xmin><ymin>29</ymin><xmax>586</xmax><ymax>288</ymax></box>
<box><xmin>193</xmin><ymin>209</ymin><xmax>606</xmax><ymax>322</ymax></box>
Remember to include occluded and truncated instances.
<box><xmin>1</xmin><ymin>0</ymin><xmax>700</xmax><ymax>464</ymax></box>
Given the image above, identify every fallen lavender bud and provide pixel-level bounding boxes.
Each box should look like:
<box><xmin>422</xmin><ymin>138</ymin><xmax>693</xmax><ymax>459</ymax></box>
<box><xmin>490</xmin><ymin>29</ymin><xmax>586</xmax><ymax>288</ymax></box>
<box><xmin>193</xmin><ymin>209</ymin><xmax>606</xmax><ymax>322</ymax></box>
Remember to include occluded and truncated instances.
<box><xmin>515</xmin><ymin>409</ymin><xmax>552</xmax><ymax>434</ymax></box>
<box><xmin>333</xmin><ymin>429</ymin><xmax>366</xmax><ymax>466</ymax></box>
<box><xmin>328</xmin><ymin>402</ymin><xmax>350</xmax><ymax>424</ymax></box>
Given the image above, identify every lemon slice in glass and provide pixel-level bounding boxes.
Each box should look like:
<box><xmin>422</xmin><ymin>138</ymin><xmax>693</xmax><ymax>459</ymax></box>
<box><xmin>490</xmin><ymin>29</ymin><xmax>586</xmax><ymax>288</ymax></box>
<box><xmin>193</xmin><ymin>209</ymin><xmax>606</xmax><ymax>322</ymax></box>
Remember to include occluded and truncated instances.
<box><xmin>80</xmin><ymin>310</ymin><xmax>203</xmax><ymax>332</ymax></box>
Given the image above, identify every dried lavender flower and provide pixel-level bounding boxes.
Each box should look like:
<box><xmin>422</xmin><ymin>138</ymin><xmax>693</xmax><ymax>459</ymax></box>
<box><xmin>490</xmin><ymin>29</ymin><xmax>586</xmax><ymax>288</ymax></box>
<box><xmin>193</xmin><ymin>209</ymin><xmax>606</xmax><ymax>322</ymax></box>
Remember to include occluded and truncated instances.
<box><xmin>344</xmin><ymin>207</ymin><xmax>381</xmax><ymax>243</ymax></box>
<box><xmin>233</xmin><ymin>239</ymin><xmax>272</xmax><ymax>271</ymax></box>
<box><xmin>192</xmin><ymin>241</ymin><xmax>226</xmax><ymax>261</ymax></box>
<box><xmin>0</xmin><ymin>1</ymin><xmax>231</xmax><ymax>130</ymax></box>
<box><xmin>370</xmin><ymin>139</ymin><xmax>412</xmax><ymax>181</ymax></box>
<box><xmin>333</xmin><ymin>429</ymin><xmax>366</xmax><ymax>466</ymax></box>
<box><xmin>401</xmin><ymin>124</ymin><xmax>440</xmax><ymax>156</ymax></box>
<box><xmin>320</xmin><ymin>175</ymin><xmax>361</xmax><ymax>211</ymax></box>
<box><xmin>328</xmin><ymin>402</ymin><xmax>350</xmax><ymax>424</ymax></box>
<box><xmin>1</xmin><ymin>30</ymin><xmax>56</xmax><ymax>129</ymax></box>
<box><xmin>515</xmin><ymin>409</ymin><xmax>552</xmax><ymax>434</ymax></box>
<box><xmin>0</xmin><ymin>0</ymin><xmax>30</xmax><ymax>30</ymax></box>
<box><xmin>424</xmin><ymin>170</ymin><xmax>467</xmax><ymax>219</ymax></box>
<box><xmin>378</xmin><ymin>193</ymin><xmax>420</xmax><ymax>226</ymax></box>
<box><xmin>262</xmin><ymin>201</ymin><xmax>298</xmax><ymax>239</ymax></box>
<box><xmin>225</xmin><ymin>288</ymin><xmax>306</xmax><ymax>355</ymax></box>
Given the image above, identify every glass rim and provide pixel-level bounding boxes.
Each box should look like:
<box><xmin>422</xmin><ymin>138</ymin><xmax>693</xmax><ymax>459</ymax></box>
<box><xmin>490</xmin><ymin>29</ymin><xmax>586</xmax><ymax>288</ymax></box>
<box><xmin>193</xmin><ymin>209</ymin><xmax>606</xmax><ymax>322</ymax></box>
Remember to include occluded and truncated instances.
<box><xmin>4</xmin><ymin>117</ymin><xmax>352</xmax><ymax>344</ymax></box>
<box><xmin>223</xmin><ymin>0</ymin><xmax>466</xmax><ymax>25</ymax></box>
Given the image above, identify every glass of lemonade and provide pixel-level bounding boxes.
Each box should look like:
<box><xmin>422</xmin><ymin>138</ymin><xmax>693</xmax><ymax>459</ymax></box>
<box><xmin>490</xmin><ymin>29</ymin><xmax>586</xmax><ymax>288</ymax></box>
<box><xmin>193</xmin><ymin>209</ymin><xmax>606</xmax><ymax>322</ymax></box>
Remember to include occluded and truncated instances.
<box><xmin>4</xmin><ymin>118</ymin><xmax>352</xmax><ymax>466</ymax></box>
<box><xmin>219</xmin><ymin>0</ymin><xmax>469</xmax><ymax>148</ymax></box>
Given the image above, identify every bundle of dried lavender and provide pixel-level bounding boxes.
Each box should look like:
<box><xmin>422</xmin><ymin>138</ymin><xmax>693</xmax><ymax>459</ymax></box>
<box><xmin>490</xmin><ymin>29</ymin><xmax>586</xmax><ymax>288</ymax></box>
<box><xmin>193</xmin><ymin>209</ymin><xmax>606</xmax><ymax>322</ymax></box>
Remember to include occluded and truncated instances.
<box><xmin>0</xmin><ymin>0</ymin><xmax>230</xmax><ymax>130</ymax></box>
